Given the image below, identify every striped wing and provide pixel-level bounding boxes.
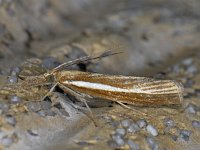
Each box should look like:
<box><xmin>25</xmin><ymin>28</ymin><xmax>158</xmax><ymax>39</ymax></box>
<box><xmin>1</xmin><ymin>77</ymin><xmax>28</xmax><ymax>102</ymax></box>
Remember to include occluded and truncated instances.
<box><xmin>57</xmin><ymin>71</ymin><xmax>183</xmax><ymax>106</ymax></box>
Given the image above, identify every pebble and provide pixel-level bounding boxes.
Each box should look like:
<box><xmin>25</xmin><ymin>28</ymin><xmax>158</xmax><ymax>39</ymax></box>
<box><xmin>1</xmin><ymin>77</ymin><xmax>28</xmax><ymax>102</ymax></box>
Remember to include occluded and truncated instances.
<box><xmin>27</xmin><ymin>102</ymin><xmax>41</xmax><ymax>112</ymax></box>
<box><xmin>37</xmin><ymin>110</ymin><xmax>46</xmax><ymax>117</ymax></box>
<box><xmin>42</xmin><ymin>57</ymin><xmax>60</xmax><ymax>70</ymax></box>
<box><xmin>127</xmin><ymin>123</ymin><xmax>140</xmax><ymax>133</ymax></box>
<box><xmin>182</xmin><ymin>58</ymin><xmax>193</xmax><ymax>66</ymax></box>
<box><xmin>179</xmin><ymin>129</ymin><xmax>192</xmax><ymax>142</ymax></box>
<box><xmin>171</xmin><ymin>64</ymin><xmax>180</xmax><ymax>73</ymax></box>
<box><xmin>192</xmin><ymin>120</ymin><xmax>200</xmax><ymax>128</ymax></box>
<box><xmin>0</xmin><ymin>103</ymin><xmax>9</xmax><ymax>112</ymax></box>
<box><xmin>112</xmin><ymin>134</ymin><xmax>125</xmax><ymax>146</ymax></box>
<box><xmin>45</xmin><ymin>110</ymin><xmax>56</xmax><ymax>117</ymax></box>
<box><xmin>146</xmin><ymin>125</ymin><xmax>158</xmax><ymax>136</ymax></box>
<box><xmin>8</xmin><ymin>76</ymin><xmax>18</xmax><ymax>83</ymax></box>
<box><xmin>41</xmin><ymin>101</ymin><xmax>52</xmax><ymax>110</ymax></box>
<box><xmin>10</xmin><ymin>67</ymin><xmax>21</xmax><ymax>76</ymax></box>
<box><xmin>171</xmin><ymin>135</ymin><xmax>178</xmax><ymax>141</ymax></box>
<box><xmin>0</xmin><ymin>130</ymin><xmax>6</xmax><ymax>139</ymax></box>
<box><xmin>27</xmin><ymin>129</ymin><xmax>38</xmax><ymax>136</ymax></box>
<box><xmin>184</xmin><ymin>79</ymin><xmax>194</xmax><ymax>88</ymax></box>
<box><xmin>115</xmin><ymin>128</ymin><xmax>126</xmax><ymax>136</ymax></box>
<box><xmin>146</xmin><ymin>136</ymin><xmax>158</xmax><ymax>150</ymax></box>
<box><xmin>185</xmin><ymin>103</ymin><xmax>199</xmax><ymax>114</ymax></box>
<box><xmin>121</xmin><ymin>119</ymin><xmax>131</xmax><ymax>128</ymax></box>
<box><xmin>186</xmin><ymin>65</ymin><xmax>197</xmax><ymax>74</ymax></box>
<box><xmin>5</xmin><ymin>115</ymin><xmax>16</xmax><ymax>126</ymax></box>
<box><xmin>137</xmin><ymin>119</ymin><xmax>147</xmax><ymax>128</ymax></box>
<box><xmin>1</xmin><ymin>136</ymin><xmax>13</xmax><ymax>147</ymax></box>
<box><xmin>10</xmin><ymin>95</ymin><xmax>21</xmax><ymax>104</ymax></box>
<box><xmin>163</xmin><ymin>118</ymin><xmax>175</xmax><ymax>127</ymax></box>
<box><xmin>127</xmin><ymin>139</ymin><xmax>140</xmax><ymax>150</ymax></box>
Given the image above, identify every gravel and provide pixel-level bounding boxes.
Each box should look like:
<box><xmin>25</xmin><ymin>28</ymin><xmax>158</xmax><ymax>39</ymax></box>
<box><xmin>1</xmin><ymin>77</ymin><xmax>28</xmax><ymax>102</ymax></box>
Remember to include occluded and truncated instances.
<box><xmin>112</xmin><ymin>134</ymin><xmax>125</xmax><ymax>146</ymax></box>
<box><xmin>42</xmin><ymin>57</ymin><xmax>60</xmax><ymax>70</ymax></box>
<box><xmin>192</xmin><ymin>120</ymin><xmax>200</xmax><ymax>128</ymax></box>
<box><xmin>27</xmin><ymin>129</ymin><xmax>38</xmax><ymax>136</ymax></box>
<box><xmin>121</xmin><ymin>119</ymin><xmax>131</xmax><ymax>128</ymax></box>
<box><xmin>10</xmin><ymin>95</ymin><xmax>21</xmax><ymax>104</ymax></box>
<box><xmin>10</xmin><ymin>67</ymin><xmax>21</xmax><ymax>76</ymax></box>
<box><xmin>41</xmin><ymin>101</ymin><xmax>52</xmax><ymax>110</ymax></box>
<box><xmin>146</xmin><ymin>125</ymin><xmax>158</xmax><ymax>136</ymax></box>
<box><xmin>0</xmin><ymin>102</ymin><xmax>9</xmax><ymax>112</ymax></box>
<box><xmin>146</xmin><ymin>136</ymin><xmax>158</xmax><ymax>150</ymax></box>
<box><xmin>115</xmin><ymin>128</ymin><xmax>126</xmax><ymax>136</ymax></box>
<box><xmin>179</xmin><ymin>130</ymin><xmax>192</xmax><ymax>142</ymax></box>
<box><xmin>137</xmin><ymin>119</ymin><xmax>147</xmax><ymax>128</ymax></box>
<box><xmin>8</xmin><ymin>76</ymin><xmax>18</xmax><ymax>83</ymax></box>
<box><xmin>27</xmin><ymin>102</ymin><xmax>41</xmax><ymax>112</ymax></box>
<box><xmin>163</xmin><ymin>118</ymin><xmax>175</xmax><ymax>127</ymax></box>
<box><xmin>185</xmin><ymin>103</ymin><xmax>199</xmax><ymax>114</ymax></box>
<box><xmin>127</xmin><ymin>122</ymin><xmax>140</xmax><ymax>133</ymax></box>
<box><xmin>1</xmin><ymin>136</ymin><xmax>13</xmax><ymax>147</ymax></box>
<box><xmin>127</xmin><ymin>139</ymin><xmax>140</xmax><ymax>150</ymax></box>
<box><xmin>5</xmin><ymin>115</ymin><xmax>16</xmax><ymax>126</ymax></box>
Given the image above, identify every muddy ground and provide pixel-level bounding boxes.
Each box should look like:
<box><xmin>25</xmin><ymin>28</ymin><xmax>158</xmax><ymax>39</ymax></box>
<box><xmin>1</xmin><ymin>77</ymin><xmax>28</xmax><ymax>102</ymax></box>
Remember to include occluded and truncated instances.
<box><xmin>0</xmin><ymin>0</ymin><xmax>200</xmax><ymax>150</ymax></box>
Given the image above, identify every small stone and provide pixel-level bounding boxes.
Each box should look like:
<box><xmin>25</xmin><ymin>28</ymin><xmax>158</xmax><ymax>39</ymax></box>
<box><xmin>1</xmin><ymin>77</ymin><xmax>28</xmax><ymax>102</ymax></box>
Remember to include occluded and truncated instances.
<box><xmin>184</xmin><ymin>79</ymin><xmax>194</xmax><ymax>88</ymax></box>
<box><xmin>0</xmin><ymin>103</ymin><xmax>9</xmax><ymax>112</ymax></box>
<box><xmin>179</xmin><ymin>129</ymin><xmax>192</xmax><ymax>142</ymax></box>
<box><xmin>102</xmin><ymin>115</ymin><xmax>113</xmax><ymax>123</ymax></box>
<box><xmin>42</xmin><ymin>57</ymin><xmax>60</xmax><ymax>70</ymax></box>
<box><xmin>146</xmin><ymin>125</ymin><xmax>158</xmax><ymax>136</ymax></box>
<box><xmin>127</xmin><ymin>139</ymin><xmax>140</xmax><ymax>150</ymax></box>
<box><xmin>10</xmin><ymin>95</ymin><xmax>21</xmax><ymax>104</ymax></box>
<box><xmin>185</xmin><ymin>103</ymin><xmax>199</xmax><ymax>114</ymax></box>
<box><xmin>121</xmin><ymin>119</ymin><xmax>131</xmax><ymax>128</ymax></box>
<box><xmin>45</xmin><ymin>110</ymin><xmax>56</xmax><ymax>116</ymax></box>
<box><xmin>115</xmin><ymin>128</ymin><xmax>126</xmax><ymax>136</ymax></box>
<box><xmin>163</xmin><ymin>118</ymin><xmax>175</xmax><ymax>127</ymax></box>
<box><xmin>171</xmin><ymin>64</ymin><xmax>180</xmax><ymax>73</ymax></box>
<box><xmin>27</xmin><ymin>129</ymin><xmax>38</xmax><ymax>136</ymax></box>
<box><xmin>10</xmin><ymin>67</ymin><xmax>21</xmax><ymax>76</ymax></box>
<box><xmin>27</xmin><ymin>102</ymin><xmax>41</xmax><ymax>112</ymax></box>
<box><xmin>5</xmin><ymin>115</ymin><xmax>16</xmax><ymax>126</ymax></box>
<box><xmin>182</xmin><ymin>58</ymin><xmax>193</xmax><ymax>66</ymax></box>
<box><xmin>1</xmin><ymin>136</ymin><xmax>13</xmax><ymax>147</ymax></box>
<box><xmin>192</xmin><ymin>120</ymin><xmax>200</xmax><ymax>128</ymax></box>
<box><xmin>41</xmin><ymin>101</ymin><xmax>52</xmax><ymax>110</ymax></box>
<box><xmin>8</xmin><ymin>76</ymin><xmax>18</xmax><ymax>83</ymax></box>
<box><xmin>186</xmin><ymin>65</ymin><xmax>197</xmax><ymax>74</ymax></box>
<box><xmin>171</xmin><ymin>135</ymin><xmax>178</xmax><ymax>141</ymax></box>
<box><xmin>112</xmin><ymin>134</ymin><xmax>125</xmax><ymax>146</ymax></box>
<box><xmin>37</xmin><ymin>110</ymin><xmax>46</xmax><ymax>117</ymax></box>
<box><xmin>127</xmin><ymin>123</ymin><xmax>140</xmax><ymax>133</ymax></box>
<box><xmin>0</xmin><ymin>130</ymin><xmax>6</xmax><ymax>139</ymax></box>
<box><xmin>146</xmin><ymin>136</ymin><xmax>158</xmax><ymax>150</ymax></box>
<box><xmin>137</xmin><ymin>119</ymin><xmax>147</xmax><ymax>128</ymax></box>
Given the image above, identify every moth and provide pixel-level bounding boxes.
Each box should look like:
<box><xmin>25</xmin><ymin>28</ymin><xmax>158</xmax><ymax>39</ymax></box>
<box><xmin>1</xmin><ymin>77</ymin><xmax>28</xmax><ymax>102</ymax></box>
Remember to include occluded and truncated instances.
<box><xmin>36</xmin><ymin>50</ymin><xmax>183</xmax><ymax>108</ymax></box>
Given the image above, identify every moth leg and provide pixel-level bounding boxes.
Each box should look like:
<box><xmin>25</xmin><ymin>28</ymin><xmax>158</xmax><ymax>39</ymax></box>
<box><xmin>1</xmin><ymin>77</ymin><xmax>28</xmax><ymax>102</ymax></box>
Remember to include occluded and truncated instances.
<box><xmin>57</xmin><ymin>83</ymin><xmax>97</xmax><ymax>126</ymax></box>
<box><xmin>57</xmin><ymin>83</ymin><xmax>93</xmax><ymax>113</ymax></box>
<box><xmin>41</xmin><ymin>82</ymin><xmax>58</xmax><ymax>101</ymax></box>
<box><xmin>117</xmin><ymin>101</ymin><xmax>150</xmax><ymax>118</ymax></box>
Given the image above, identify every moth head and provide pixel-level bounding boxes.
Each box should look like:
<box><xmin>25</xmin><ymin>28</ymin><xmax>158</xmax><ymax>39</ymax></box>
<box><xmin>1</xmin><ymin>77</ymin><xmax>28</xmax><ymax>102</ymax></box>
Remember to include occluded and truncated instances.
<box><xmin>43</xmin><ymin>72</ymin><xmax>55</xmax><ymax>83</ymax></box>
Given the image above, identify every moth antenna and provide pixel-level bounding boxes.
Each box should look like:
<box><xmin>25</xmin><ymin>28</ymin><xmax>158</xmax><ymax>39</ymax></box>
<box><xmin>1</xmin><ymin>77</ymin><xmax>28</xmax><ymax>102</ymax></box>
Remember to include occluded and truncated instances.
<box><xmin>51</xmin><ymin>46</ymin><xmax>124</xmax><ymax>74</ymax></box>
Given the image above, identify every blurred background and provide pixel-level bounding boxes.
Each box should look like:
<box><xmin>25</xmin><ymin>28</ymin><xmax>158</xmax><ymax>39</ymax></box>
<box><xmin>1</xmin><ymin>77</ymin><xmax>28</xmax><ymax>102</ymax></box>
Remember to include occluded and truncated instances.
<box><xmin>0</xmin><ymin>0</ymin><xmax>200</xmax><ymax>75</ymax></box>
